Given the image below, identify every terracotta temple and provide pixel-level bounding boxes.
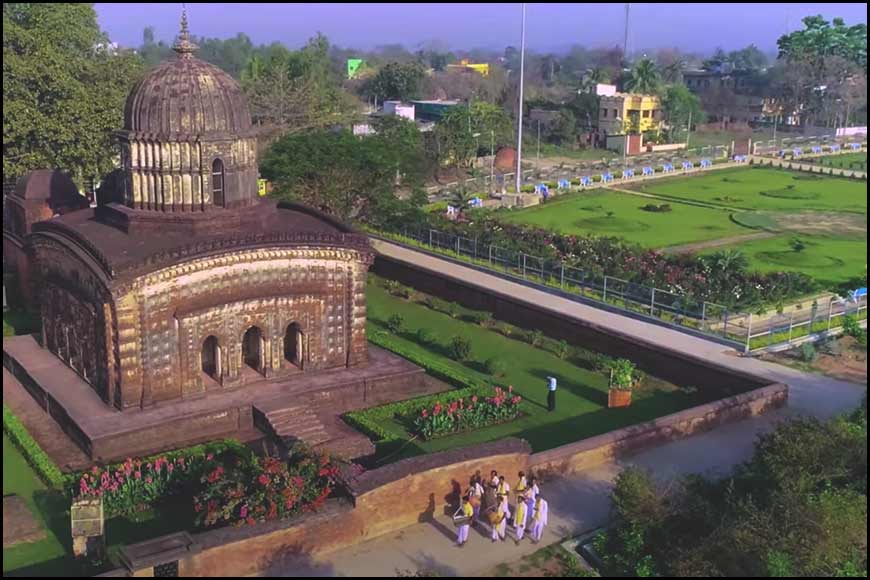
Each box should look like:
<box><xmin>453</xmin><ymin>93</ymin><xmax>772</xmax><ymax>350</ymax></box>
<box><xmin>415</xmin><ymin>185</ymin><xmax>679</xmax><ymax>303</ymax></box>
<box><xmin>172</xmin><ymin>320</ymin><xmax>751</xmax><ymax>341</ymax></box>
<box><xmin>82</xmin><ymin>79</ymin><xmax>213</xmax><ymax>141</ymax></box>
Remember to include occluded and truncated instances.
<box><xmin>2</xmin><ymin>14</ymin><xmax>433</xmax><ymax>464</ymax></box>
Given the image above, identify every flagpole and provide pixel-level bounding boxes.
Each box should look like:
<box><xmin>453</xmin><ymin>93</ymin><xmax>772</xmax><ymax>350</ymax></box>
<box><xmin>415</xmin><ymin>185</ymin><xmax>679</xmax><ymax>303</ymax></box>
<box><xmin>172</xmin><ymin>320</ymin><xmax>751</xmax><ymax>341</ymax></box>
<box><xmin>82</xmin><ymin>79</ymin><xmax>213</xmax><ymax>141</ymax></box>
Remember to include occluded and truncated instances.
<box><xmin>515</xmin><ymin>3</ymin><xmax>526</xmax><ymax>194</ymax></box>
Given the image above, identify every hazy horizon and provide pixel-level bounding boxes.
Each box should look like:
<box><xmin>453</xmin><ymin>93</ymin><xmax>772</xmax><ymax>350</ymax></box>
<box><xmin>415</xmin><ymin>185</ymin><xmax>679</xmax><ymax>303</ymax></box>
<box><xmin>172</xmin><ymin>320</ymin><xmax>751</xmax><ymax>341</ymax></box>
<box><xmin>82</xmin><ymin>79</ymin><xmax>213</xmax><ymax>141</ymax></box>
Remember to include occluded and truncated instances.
<box><xmin>95</xmin><ymin>3</ymin><xmax>867</xmax><ymax>55</ymax></box>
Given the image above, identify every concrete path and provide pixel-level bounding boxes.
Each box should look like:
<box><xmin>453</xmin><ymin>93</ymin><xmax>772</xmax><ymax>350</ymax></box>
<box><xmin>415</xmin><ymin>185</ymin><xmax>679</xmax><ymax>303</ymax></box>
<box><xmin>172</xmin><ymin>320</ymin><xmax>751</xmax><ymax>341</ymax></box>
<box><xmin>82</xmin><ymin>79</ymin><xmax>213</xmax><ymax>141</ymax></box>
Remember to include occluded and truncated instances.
<box><xmin>267</xmin><ymin>241</ymin><xmax>865</xmax><ymax>577</ymax></box>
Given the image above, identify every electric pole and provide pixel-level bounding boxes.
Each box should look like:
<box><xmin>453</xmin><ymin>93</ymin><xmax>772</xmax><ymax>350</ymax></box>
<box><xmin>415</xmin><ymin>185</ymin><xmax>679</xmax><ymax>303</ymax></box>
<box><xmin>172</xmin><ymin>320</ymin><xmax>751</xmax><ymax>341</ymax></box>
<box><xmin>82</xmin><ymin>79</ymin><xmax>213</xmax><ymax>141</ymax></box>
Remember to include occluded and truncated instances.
<box><xmin>515</xmin><ymin>3</ymin><xmax>526</xmax><ymax>194</ymax></box>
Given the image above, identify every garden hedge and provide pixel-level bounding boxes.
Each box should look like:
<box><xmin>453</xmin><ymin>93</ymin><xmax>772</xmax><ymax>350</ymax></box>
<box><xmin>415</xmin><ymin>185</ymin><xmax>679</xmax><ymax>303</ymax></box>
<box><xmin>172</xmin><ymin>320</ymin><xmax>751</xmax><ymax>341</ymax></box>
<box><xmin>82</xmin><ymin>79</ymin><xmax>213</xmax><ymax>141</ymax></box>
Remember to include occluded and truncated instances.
<box><xmin>3</xmin><ymin>403</ymin><xmax>66</xmax><ymax>489</ymax></box>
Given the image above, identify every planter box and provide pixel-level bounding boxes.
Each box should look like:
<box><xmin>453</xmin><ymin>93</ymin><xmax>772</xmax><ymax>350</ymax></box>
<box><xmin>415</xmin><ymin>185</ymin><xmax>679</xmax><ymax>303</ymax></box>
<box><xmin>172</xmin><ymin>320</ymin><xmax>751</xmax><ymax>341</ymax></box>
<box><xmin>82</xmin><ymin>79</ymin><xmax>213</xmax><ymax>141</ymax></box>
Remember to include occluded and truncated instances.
<box><xmin>608</xmin><ymin>389</ymin><xmax>632</xmax><ymax>408</ymax></box>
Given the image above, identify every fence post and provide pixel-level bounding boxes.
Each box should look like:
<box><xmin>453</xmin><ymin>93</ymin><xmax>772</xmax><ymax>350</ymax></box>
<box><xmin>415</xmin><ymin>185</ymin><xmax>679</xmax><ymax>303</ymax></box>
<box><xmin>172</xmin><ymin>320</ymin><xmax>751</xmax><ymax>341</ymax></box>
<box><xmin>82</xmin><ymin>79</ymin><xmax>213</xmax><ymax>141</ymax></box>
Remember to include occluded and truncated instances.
<box><xmin>828</xmin><ymin>299</ymin><xmax>834</xmax><ymax>331</ymax></box>
<box><xmin>473</xmin><ymin>238</ymin><xmax>478</xmax><ymax>261</ymax></box>
<box><xmin>560</xmin><ymin>264</ymin><xmax>565</xmax><ymax>288</ymax></box>
<box><xmin>522</xmin><ymin>254</ymin><xmax>527</xmax><ymax>278</ymax></box>
<box><xmin>488</xmin><ymin>245</ymin><xmax>493</xmax><ymax>266</ymax></box>
<box><xmin>429</xmin><ymin>229</ymin><xmax>433</xmax><ymax>247</ymax></box>
<box><xmin>787</xmin><ymin>312</ymin><xmax>794</xmax><ymax>343</ymax></box>
<box><xmin>650</xmin><ymin>288</ymin><xmax>656</xmax><ymax>316</ymax></box>
<box><xmin>723</xmin><ymin>310</ymin><xmax>729</xmax><ymax>338</ymax></box>
<box><xmin>603</xmin><ymin>276</ymin><xmax>609</xmax><ymax>302</ymax></box>
<box><xmin>455</xmin><ymin>236</ymin><xmax>460</xmax><ymax>255</ymax></box>
<box><xmin>745</xmin><ymin>313</ymin><xmax>753</xmax><ymax>353</ymax></box>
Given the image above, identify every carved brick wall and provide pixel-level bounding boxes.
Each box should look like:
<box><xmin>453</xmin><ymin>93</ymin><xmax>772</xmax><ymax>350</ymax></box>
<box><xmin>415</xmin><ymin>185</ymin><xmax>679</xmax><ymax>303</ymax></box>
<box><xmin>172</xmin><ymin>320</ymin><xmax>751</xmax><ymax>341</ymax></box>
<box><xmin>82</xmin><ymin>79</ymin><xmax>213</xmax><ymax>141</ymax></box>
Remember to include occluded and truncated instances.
<box><xmin>30</xmin><ymin>237</ymin><xmax>115</xmax><ymax>405</ymax></box>
<box><xmin>114</xmin><ymin>246</ymin><xmax>371</xmax><ymax>409</ymax></box>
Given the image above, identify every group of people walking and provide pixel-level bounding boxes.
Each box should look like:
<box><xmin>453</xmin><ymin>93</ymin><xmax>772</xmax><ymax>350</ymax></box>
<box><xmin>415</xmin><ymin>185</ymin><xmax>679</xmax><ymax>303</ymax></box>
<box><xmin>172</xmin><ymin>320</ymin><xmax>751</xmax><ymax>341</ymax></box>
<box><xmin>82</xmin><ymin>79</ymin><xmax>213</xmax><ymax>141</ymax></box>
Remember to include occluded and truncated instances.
<box><xmin>455</xmin><ymin>470</ymin><xmax>549</xmax><ymax>548</ymax></box>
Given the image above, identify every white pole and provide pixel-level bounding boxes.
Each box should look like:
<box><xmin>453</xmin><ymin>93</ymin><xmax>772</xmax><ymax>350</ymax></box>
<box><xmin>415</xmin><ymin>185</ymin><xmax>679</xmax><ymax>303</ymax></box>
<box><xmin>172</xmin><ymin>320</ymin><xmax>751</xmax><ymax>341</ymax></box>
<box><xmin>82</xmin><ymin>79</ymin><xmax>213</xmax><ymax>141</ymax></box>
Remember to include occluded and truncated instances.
<box><xmin>686</xmin><ymin>109</ymin><xmax>692</xmax><ymax>149</ymax></box>
<box><xmin>515</xmin><ymin>3</ymin><xmax>526</xmax><ymax>194</ymax></box>
<box><xmin>490</xmin><ymin>130</ymin><xmax>495</xmax><ymax>194</ymax></box>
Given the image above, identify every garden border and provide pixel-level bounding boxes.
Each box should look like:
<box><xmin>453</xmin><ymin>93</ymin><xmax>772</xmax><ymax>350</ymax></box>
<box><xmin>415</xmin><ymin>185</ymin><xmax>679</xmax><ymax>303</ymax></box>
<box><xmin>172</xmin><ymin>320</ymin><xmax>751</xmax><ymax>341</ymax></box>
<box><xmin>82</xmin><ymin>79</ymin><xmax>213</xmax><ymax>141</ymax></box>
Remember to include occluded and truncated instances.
<box><xmin>3</xmin><ymin>402</ymin><xmax>66</xmax><ymax>489</ymax></box>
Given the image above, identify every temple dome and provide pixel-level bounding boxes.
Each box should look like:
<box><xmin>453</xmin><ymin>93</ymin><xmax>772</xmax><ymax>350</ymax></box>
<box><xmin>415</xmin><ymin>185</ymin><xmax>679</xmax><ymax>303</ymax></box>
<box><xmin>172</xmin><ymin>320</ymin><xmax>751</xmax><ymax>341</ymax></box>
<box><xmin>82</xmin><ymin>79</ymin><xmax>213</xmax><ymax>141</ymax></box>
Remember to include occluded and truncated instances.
<box><xmin>122</xmin><ymin>14</ymin><xmax>251</xmax><ymax>136</ymax></box>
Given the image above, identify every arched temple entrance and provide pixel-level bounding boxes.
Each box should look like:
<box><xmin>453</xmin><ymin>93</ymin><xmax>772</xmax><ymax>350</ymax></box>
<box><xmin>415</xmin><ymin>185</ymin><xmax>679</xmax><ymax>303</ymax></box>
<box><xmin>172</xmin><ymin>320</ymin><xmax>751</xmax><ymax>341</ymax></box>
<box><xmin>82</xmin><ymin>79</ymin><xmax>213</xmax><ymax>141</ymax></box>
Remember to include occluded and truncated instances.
<box><xmin>242</xmin><ymin>326</ymin><xmax>264</xmax><ymax>374</ymax></box>
<box><xmin>201</xmin><ymin>335</ymin><xmax>221</xmax><ymax>380</ymax></box>
<box><xmin>284</xmin><ymin>323</ymin><xmax>303</xmax><ymax>369</ymax></box>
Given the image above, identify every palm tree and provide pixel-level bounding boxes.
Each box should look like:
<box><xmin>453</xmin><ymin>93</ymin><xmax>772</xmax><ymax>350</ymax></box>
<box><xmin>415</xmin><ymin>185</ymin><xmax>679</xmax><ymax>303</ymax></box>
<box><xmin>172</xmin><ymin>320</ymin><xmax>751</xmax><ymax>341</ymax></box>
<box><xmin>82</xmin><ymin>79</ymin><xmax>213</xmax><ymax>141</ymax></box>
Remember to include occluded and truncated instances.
<box><xmin>625</xmin><ymin>58</ymin><xmax>662</xmax><ymax>94</ymax></box>
<box><xmin>448</xmin><ymin>186</ymin><xmax>474</xmax><ymax>217</ymax></box>
<box><xmin>706</xmin><ymin>249</ymin><xmax>749</xmax><ymax>280</ymax></box>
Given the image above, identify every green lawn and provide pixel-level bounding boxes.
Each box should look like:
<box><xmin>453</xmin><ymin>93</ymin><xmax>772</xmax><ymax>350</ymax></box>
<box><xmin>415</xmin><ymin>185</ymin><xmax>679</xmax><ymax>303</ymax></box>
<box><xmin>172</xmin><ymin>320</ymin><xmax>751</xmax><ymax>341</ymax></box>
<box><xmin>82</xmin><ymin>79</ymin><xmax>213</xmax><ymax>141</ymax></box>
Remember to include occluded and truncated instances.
<box><xmin>702</xmin><ymin>234</ymin><xmax>868</xmax><ymax>287</ymax></box>
<box><xmin>801</xmin><ymin>153</ymin><xmax>867</xmax><ymax>172</ymax></box>
<box><xmin>628</xmin><ymin>167</ymin><xmax>867</xmax><ymax>214</ymax></box>
<box><xmin>2</xmin><ymin>436</ymin><xmax>69</xmax><ymax>577</ymax></box>
<box><xmin>363</xmin><ymin>279</ymin><xmax>738</xmax><ymax>461</ymax></box>
<box><xmin>499</xmin><ymin>188</ymin><xmax>747</xmax><ymax>248</ymax></box>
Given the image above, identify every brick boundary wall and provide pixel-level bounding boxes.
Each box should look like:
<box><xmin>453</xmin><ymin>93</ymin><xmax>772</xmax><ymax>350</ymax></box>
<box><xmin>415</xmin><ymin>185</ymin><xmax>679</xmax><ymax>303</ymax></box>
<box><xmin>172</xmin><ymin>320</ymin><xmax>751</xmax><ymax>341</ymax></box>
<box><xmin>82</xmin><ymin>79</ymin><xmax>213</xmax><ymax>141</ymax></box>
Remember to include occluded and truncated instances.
<box><xmin>104</xmin><ymin>381</ymin><xmax>787</xmax><ymax>577</ymax></box>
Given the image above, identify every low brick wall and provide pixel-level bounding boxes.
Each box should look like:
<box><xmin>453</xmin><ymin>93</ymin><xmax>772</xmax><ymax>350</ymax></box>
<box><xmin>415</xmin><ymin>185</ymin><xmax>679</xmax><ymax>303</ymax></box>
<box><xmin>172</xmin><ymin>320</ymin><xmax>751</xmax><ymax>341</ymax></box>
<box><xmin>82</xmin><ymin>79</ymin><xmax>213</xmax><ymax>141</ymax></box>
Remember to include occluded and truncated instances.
<box><xmin>529</xmin><ymin>383</ymin><xmax>788</xmax><ymax>477</ymax></box>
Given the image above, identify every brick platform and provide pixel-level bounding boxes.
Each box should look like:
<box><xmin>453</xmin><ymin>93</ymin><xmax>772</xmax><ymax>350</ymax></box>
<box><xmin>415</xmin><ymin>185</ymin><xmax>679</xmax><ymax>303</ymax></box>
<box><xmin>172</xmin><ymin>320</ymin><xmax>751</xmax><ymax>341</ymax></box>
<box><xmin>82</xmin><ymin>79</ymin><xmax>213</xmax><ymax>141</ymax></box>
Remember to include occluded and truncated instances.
<box><xmin>4</xmin><ymin>335</ymin><xmax>435</xmax><ymax>463</ymax></box>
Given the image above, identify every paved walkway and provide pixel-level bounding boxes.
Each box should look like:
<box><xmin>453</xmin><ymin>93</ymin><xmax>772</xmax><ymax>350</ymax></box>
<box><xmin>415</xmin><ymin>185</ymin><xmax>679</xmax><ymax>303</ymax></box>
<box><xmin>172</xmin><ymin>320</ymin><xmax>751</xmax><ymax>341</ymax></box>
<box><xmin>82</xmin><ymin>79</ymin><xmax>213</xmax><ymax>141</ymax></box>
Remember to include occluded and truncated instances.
<box><xmin>267</xmin><ymin>241</ymin><xmax>865</xmax><ymax>577</ymax></box>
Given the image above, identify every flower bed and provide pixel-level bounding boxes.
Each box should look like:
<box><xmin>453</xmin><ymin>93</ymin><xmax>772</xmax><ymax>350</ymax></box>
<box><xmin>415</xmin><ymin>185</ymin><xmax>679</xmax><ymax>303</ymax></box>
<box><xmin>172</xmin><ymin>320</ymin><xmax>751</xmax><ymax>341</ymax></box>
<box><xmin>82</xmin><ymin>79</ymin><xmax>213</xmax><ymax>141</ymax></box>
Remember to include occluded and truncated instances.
<box><xmin>193</xmin><ymin>451</ymin><xmax>340</xmax><ymax>528</ymax></box>
<box><xmin>413</xmin><ymin>386</ymin><xmax>523</xmax><ymax>440</ymax></box>
<box><xmin>69</xmin><ymin>440</ymin><xmax>340</xmax><ymax>529</ymax></box>
<box><xmin>70</xmin><ymin>440</ymin><xmax>251</xmax><ymax>518</ymax></box>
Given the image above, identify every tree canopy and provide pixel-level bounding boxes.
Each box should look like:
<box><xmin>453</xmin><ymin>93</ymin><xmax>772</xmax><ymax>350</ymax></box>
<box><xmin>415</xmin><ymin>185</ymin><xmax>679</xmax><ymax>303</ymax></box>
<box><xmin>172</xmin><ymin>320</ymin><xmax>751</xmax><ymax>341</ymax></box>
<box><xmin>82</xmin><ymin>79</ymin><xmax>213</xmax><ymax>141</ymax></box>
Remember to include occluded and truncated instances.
<box><xmin>3</xmin><ymin>3</ymin><xmax>144</xmax><ymax>183</ymax></box>
<box><xmin>624</xmin><ymin>58</ymin><xmax>662</xmax><ymax>94</ymax></box>
<box><xmin>362</xmin><ymin>61</ymin><xmax>427</xmax><ymax>102</ymax></box>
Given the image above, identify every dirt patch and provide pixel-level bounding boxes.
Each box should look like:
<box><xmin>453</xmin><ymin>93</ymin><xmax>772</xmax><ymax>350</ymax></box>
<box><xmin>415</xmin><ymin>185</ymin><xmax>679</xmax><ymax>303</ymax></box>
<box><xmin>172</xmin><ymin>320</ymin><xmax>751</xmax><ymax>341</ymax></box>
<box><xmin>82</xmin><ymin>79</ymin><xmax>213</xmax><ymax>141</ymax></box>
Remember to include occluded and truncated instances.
<box><xmin>772</xmin><ymin>212</ymin><xmax>867</xmax><ymax>237</ymax></box>
<box><xmin>3</xmin><ymin>495</ymin><xmax>46</xmax><ymax>548</ymax></box>
<box><xmin>761</xmin><ymin>335</ymin><xmax>867</xmax><ymax>384</ymax></box>
<box><xmin>663</xmin><ymin>231</ymin><xmax>778</xmax><ymax>254</ymax></box>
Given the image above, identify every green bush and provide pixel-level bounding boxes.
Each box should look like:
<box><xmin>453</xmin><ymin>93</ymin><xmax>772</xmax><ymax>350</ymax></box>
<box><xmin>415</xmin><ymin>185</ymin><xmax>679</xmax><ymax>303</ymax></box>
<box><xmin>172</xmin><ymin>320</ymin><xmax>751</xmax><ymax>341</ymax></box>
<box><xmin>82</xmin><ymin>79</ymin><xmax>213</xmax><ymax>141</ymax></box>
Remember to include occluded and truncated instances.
<box><xmin>554</xmin><ymin>339</ymin><xmax>570</xmax><ymax>360</ymax></box>
<box><xmin>386</xmin><ymin>313</ymin><xmax>404</xmax><ymax>334</ymax></box>
<box><xmin>609</xmin><ymin>358</ymin><xmax>637</xmax><ymax>390</ymax></box>
<box><xmin>469</xmin><ymin>310</ymin><xmax>495</xmax><ymax>328</ymax></box>
<box><xmin>448</xmin><ymin>335</ymin><xmax>473</xmax><ymax>362</ymax></box>
<box><xmin>499</xmin><ymin>323</ymin><xmax>514</xmax><ymax>338</ymax></box>
<box><xmin>527</xmin><ymin>329</ymin><xmax>545</xmax><ymax>348</ymax></box>
<box><xmin>484</xmin><ymin>357</ymin><xmax>507</xmax><ymax>377</ymax></box>
<box><xmin>3</xmin><ymin>404</ymin><xmax>66</xmax><ymax>489</ymax></box>
<box><xmin>415</xmin><ymin>327</ymin><xmax>433</xmax><ymax>345</ymax></box>
<box><xmin>800</xmin><ymin>342</ymin><xmax>817</xmax><ymax>363</ymax></box>
<box><xmin>446</xmin><ymin>301</ymin><xmax>461</xmax><ymax>319</ymax></box>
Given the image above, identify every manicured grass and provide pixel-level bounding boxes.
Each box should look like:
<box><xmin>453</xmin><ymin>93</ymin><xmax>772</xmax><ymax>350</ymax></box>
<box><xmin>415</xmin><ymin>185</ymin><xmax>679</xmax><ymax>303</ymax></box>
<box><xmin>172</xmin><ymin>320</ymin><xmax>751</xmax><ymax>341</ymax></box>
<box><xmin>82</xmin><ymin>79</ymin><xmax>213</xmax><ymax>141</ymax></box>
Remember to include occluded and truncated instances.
<box><xmin>802</xmin><ymin>153</ymin><xmax>867</xmax><ymax>172</ymax></box>
<box><xmin>629</xmin><ymin>166</ymin><xmax>867</xmax><ymax>214</ymax></box>
<box><xmin>2</xmin><ymin>436</ymin><xmax>70</xmax><ymax>577</ymax></box>
<box><xmin>498</xmin><ymin>188</ymin><xmax>747</xmax><ymax>248</ymax></box>
<box><xmin>363</xmin><ymin>278</ymin><xmax>736</xmax><ymax>462</ymax></box>
<box><xmin>702</xmin><ymin>234</ymin><xmax>868</xmax><ymax>287</ymax></box>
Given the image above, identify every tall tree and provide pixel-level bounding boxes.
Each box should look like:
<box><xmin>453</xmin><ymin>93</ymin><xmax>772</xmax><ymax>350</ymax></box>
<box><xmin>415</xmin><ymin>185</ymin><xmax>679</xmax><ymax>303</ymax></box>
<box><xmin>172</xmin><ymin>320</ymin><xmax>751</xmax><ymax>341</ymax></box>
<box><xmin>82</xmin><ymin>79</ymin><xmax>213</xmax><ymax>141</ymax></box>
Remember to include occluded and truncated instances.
<box><xmin>662</xmin><ymin>85</ymin><xmax>705</xmax><ymax>142</ymax></box>
<box><xmin>3</xmin><ymin>3</ymin><xmax>144</xmax><ymax>183</ymax></box>
<box><xmin>435</xmin><ymin>102</ymin><xmax>513</xmax><ymax>172</ymax></box>
<box><xmin>363</xmin><ymin>61</ymin><xmax>427</xmax><ymax>102</ymax></box>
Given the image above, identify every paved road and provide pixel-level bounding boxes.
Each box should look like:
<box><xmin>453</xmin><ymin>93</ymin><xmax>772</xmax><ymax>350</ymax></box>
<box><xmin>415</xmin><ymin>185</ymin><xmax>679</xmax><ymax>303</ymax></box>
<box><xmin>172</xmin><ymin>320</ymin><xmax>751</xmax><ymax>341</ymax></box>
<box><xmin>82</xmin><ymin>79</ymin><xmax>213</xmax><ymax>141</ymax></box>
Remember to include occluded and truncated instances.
<box><xmin>268</xmin><ymin>241</ymin><xmax>865</xmax><ymax>577</ymax></box>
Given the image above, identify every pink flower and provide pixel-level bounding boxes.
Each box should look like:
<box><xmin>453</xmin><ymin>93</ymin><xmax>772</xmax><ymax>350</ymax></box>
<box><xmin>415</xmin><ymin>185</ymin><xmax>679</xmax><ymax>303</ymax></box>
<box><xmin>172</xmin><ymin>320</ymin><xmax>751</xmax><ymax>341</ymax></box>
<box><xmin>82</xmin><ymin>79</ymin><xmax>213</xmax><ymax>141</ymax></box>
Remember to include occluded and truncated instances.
<box><xmin>206</xmin><ymin>454</ymin><xmax>214</xmax><ymax>461</ymax></box>
<box><xmin>240</xmin><ymin>505</ymin><xmax>248</xmax><ymax>518</ymax></box>
<box><xmin>145</xmin><ymin>476</ymin><xmax>153</xmax><ymax>484</ymax></box>
<box><xmin>258</xmin><ymin>474</ymin><xmax>270</xmax><ymax>485</ymax></box>
<box><xmin>421</xmin><ymin>409</ymin><xmax>428</xmax><ymax>418</ymax></box>
<box><xmin>135</xmin><ymin>471</ymin><xmax>142</xmax><ymax>479</ymax></box>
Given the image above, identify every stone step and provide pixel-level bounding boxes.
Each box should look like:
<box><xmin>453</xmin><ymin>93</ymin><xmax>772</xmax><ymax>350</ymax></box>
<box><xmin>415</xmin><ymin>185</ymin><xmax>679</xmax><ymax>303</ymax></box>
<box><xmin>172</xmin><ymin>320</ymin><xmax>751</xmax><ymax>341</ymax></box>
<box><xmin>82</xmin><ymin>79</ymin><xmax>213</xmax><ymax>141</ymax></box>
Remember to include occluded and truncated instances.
<box><xmin>273</xmin><ymin>423</ymin><xmax>329</xmax><ymax>441</ymax></box>
<box><xmin>265</xmin><ymin>406</ymin><xmax>310</xmax><ymax>421</ymax></box>
<box><xmin>314</xmin><ymin>434</ymin><xmax>375</xmax><ymax>461</ymax></box>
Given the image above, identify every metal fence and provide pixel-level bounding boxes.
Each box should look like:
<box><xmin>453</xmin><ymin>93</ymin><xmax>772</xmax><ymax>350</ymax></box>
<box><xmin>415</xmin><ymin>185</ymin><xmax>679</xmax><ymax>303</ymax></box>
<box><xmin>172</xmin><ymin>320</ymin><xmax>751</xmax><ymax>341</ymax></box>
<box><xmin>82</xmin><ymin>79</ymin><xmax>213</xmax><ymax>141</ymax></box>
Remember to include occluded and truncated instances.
<box><xmin>743</xmin><ymin>296</ymin><xmax>868</xmax><ymax>351</ymax></box>
<box><xmin>382</xmin><ymin>226</ymin><xmax>747</xmax><ymax>347</ymax></box>
<box><xmin>375</xmin><ymin>227</ymin><xmax>868</xmax><ymax>353</ymax></box>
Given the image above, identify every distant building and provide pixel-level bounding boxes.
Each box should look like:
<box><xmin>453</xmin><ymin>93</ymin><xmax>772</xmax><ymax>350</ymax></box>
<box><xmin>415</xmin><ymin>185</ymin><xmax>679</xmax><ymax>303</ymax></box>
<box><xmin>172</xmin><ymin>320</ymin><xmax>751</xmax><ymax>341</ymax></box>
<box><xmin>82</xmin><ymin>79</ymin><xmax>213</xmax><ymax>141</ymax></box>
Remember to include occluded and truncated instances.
<box><xmin>382</xmin><ymin>101</ymin><xmax>415</xmax><ymax>121</ymax></box>
<box><xmin>446</xmin><ymin>59</ymin><xmax>490</xmax><ymax>77</ymax></box>
<box><xmin>598</xmin><ymin>93</ymin><xmax>663</xmax><ymax>135</ymax></box>
<box><xmin>347</xmin><ymin>58</ymin><xmax>366</xmax><ymax>79</ymax></box>
<box><xmin>409</xmin><ymin>100</ymin><xmax>462</xmax><ymax>122</ymax></box>
<box><xmin>595</xmin><ymin>83</ymin><xmax>617</xmax><ymax>97</ymax></box>
<box><xmin>682</xmin><ymin>69</ymin><xmax>779</xmax><ymax>126</ymax></box>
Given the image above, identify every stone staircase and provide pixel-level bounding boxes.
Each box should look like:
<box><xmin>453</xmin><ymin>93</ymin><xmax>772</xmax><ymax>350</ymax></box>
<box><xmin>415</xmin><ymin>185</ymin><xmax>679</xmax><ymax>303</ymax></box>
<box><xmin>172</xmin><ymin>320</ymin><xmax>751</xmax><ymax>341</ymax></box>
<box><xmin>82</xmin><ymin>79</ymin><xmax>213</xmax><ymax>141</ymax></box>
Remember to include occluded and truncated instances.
<box><xmin>261</xmin><ymin>404</ymin><xmax>332</xmax><ymax>448</ymax></box>
<box><xmin>253</xmin><ymin>400</ymin><xmax>375</xmax><ymax>462</ymax></box>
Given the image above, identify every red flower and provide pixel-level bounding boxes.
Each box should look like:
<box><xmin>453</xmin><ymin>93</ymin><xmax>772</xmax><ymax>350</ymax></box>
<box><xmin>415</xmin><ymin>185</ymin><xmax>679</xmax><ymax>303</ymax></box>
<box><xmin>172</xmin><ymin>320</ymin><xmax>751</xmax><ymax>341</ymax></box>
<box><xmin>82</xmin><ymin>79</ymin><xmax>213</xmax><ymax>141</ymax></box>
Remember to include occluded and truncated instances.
<box><xmin>134</xmin><ymin>471</ymin><xmax>142</xmax><ymax>480</ymax></box>
<box><xmin>258</xmin><ymin>474</ymin><xmax>270</xmax><ymax>486</ymax></box>
<box><xmin>421</xmin><ymin>409</ymin><xmax>428</xmax><ymax>418</ymax></box>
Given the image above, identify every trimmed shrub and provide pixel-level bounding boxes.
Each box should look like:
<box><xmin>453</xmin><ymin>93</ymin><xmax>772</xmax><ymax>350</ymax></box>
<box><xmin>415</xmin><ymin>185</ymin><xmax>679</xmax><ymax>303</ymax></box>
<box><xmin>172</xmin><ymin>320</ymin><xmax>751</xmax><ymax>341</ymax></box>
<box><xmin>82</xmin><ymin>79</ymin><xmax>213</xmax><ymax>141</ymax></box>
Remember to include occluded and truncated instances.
<box><xmin>415</xmin><ymin>327</ymin><xmax>433</xmax><ymax>346</ymax></box>
<box><xmin>469</xmin><ymin>310</ymin><xmax>495</xmax><ymax>329</ymax></box>
<box><xmin>3</xmin><ymin>404</ymin><xmax>66</xmax><ymax>489</ymax></box>
<box><xmin>554</xmin><ymin>340</ymin><xmax>570</xmax><ymax>360</ymax></box>
<box><xmin>446</xmin><ymin>302</ymin><xmax>461</xmax><ymax>319</ymax></box>
<box><xmin>527</xmin><ymin>329</ymin><xmax>545</xmax><ymax>348</ymax></box>
<box><xmin>485</xmin><ymin>357</ymin><xmax>507</xmax><ymax>377</ymax></box>
<box><xmin>499</xmin><ymin>323</ymin><xmax>514</xmax><ymax>338</ymax></box>
<box><xmin>386</xmin><ymin>313</ymin><xmax>404</xmax><ymax>334</ymax></box>
<box><xmin>448</xmin><ymin>335</ymin><xmax>473</xmax><ymax>362</ymax></box>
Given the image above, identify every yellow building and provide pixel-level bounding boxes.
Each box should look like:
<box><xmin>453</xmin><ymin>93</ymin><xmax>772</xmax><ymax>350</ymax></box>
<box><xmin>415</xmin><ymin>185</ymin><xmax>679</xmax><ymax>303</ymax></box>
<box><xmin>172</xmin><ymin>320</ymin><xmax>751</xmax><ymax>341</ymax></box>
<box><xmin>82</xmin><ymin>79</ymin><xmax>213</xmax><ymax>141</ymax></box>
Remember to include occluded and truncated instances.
<box><xmin>446</xmin><ymin>59</ymin><xmax>490</xmax><ymax>77</ymax></box>
<box><xmin>598</xmin><ymin>93</ymin><xmax>663</xmax><ymax>134</ymax></box>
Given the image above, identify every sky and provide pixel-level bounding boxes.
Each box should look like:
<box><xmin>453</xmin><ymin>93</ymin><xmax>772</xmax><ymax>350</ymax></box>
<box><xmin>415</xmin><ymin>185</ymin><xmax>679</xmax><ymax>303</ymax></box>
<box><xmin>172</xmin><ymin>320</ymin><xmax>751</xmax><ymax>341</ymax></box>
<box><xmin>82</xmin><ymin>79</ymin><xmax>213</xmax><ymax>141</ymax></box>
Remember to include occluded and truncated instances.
<box><xmin>95</xmin><ymin>3</ymin><xmax>868</xmax><ymax>54</ymax></box>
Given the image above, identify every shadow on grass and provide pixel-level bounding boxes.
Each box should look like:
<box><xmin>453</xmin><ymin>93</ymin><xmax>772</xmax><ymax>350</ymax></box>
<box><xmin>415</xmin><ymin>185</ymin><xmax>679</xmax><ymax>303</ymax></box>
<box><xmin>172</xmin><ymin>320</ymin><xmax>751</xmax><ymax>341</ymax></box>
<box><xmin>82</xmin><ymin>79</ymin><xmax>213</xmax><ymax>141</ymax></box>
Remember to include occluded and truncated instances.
<box><xmin>527</xmin><ymin>368</ymin><xmax>608</xmax><ymax>408</ymax></box>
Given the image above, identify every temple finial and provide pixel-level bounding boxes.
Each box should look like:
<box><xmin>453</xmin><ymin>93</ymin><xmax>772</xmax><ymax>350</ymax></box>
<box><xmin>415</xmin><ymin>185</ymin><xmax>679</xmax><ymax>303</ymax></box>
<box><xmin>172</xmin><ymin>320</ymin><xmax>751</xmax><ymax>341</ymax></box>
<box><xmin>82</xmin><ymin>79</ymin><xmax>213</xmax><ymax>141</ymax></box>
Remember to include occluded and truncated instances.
<box><xmin>172</xmin><ymin>4</ymin><xmax>198</xmax><ymax>58</ymax></box>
